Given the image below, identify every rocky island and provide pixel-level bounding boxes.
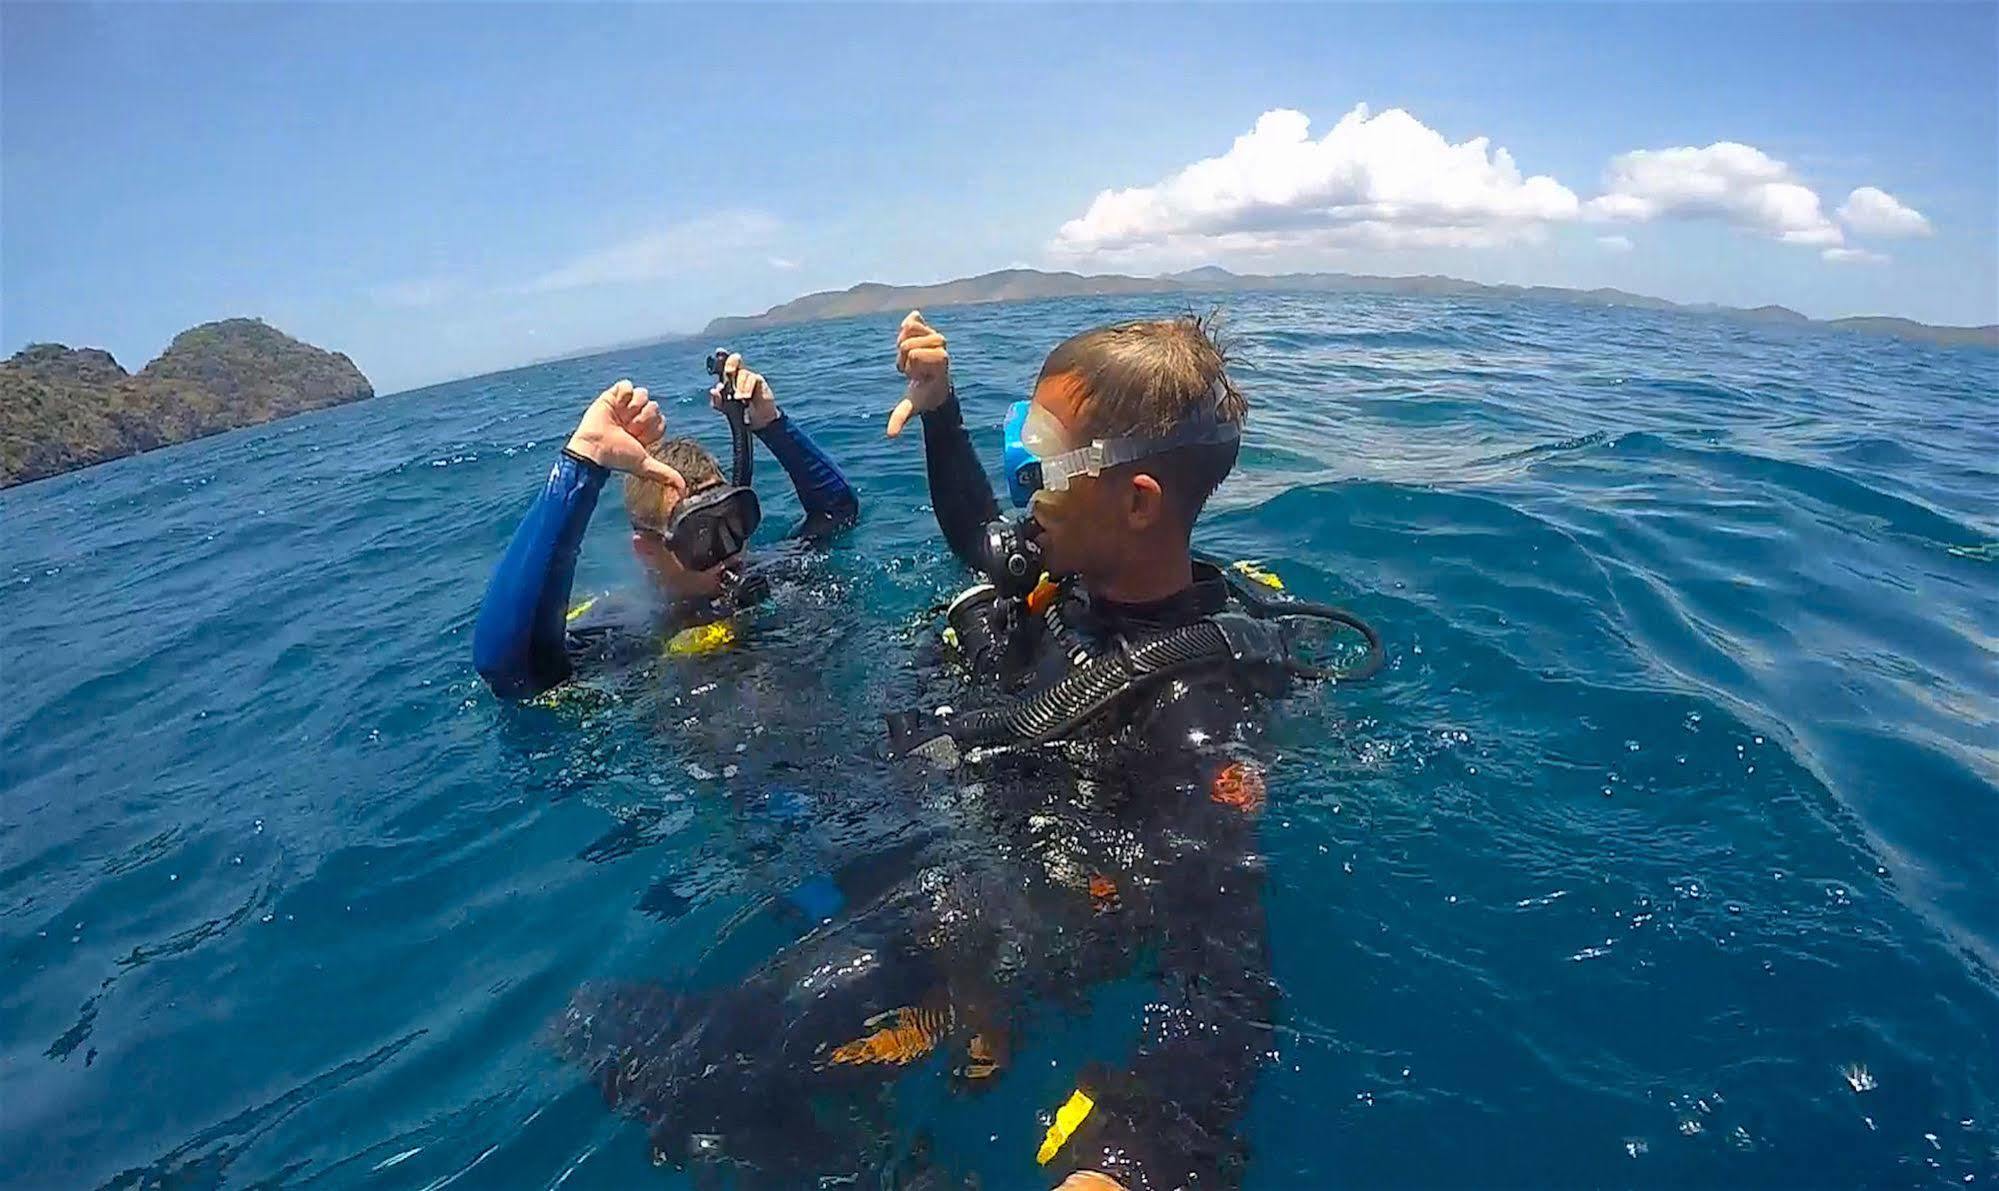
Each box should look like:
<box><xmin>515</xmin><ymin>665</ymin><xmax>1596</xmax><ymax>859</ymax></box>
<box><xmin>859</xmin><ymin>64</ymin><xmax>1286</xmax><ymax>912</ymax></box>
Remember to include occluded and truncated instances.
<box><xmin>0</xmin><ymin>318</ymin><xmax>373</xmax><ymax>487</ymax></box>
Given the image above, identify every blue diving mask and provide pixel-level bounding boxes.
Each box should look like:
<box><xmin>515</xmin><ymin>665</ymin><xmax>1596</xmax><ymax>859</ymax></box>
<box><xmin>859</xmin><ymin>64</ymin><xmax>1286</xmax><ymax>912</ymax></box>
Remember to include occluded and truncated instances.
<box><xmin>1000</xmin><ymin>399</ymin><xmax>1242</xmax><ymax>508</ymax></box>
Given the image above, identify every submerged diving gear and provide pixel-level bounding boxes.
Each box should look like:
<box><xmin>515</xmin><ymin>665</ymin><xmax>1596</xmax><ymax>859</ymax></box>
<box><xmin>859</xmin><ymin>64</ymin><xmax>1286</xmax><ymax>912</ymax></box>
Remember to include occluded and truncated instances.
<box><xmin>1002</xmin><ymin>399</ymin><xmax>1243</xmax><ymax>508</ymax></box>
<box><xmin>1038</xmin><ymin>1087</ymin><xmax>1098</xmax><ymax>1164</ymax></box>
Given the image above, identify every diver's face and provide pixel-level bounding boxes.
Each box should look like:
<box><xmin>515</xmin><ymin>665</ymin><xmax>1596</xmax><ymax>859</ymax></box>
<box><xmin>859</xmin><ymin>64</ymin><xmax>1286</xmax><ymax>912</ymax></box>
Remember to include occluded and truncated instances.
<box><xmin>1025</xmin><ymin>374</ymin><xmax>1136</xmax><ymax>583</ymax></box>
<box><xmin>637</xmin><ymin>538</ymin><xmax>735</xmax><ymax>601</ymax></box>
<box><xmin>631</xmin><ymin>488</ymin><xmax>738</xmax><ymax>601</ymax></box>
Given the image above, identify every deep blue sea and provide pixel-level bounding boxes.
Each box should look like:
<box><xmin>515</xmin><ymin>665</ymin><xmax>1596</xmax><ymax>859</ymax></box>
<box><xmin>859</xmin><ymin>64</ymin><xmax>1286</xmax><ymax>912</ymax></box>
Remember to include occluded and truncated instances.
<box><xmin>4</xmin><ymin>290</ymin><xmax>1996</xmax><ymax>1189</ymax></box>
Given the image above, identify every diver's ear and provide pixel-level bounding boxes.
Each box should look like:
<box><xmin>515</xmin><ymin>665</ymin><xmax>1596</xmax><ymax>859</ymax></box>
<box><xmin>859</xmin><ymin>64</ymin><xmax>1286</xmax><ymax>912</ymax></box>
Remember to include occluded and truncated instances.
<box><xmin>1126</xmin><ymin>471</ymin><xmax>1167</xmax><ymax>531</ymax></box>
<box><xmin>631</xmin><ymin>532</ymin><xmax>665</xmax><ymax>567</ymax></box>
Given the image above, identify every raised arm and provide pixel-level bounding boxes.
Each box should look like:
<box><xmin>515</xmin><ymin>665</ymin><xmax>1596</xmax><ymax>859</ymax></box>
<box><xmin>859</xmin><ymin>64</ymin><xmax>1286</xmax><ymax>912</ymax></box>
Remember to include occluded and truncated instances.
<box><xmin>887</xmin><ymin>311</ymin><xmax>1000</xmax><ymax>570</ymax></box>
<box><xmin>713</xmin><ymin>354</ymin><xmax>860</xmax><ymax>541</ymax></box>
<box><xmin>473</xmin><ymin>381</ymin><xmax>683</xmax><ymax>699</ymax></box>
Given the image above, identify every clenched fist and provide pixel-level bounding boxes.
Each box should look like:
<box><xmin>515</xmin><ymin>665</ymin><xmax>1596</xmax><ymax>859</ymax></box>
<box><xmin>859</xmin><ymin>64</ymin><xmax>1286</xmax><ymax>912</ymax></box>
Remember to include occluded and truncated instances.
<box><xmin>709</xmin><ymin>353</ymin><xmax>781</xmax><ymax>431</ymax></box>
<box><xmin>888</xmin><ymin>310</ymin><xmax>952</xmax><ymax>437</ymax></box>
<box><xmin>564</xmin><ymin>379</ymin><xmax>686</xmax><ymax>491</ymax></box>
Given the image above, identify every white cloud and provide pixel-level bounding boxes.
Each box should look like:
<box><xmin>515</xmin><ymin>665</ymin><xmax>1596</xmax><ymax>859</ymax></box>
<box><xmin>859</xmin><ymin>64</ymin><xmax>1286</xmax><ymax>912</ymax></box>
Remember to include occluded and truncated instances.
<box><xmin>1837</xmin><ymin>186</ymin><xmax>1931</xmax><ymax>238</ymax></box>
<box><xmin>518</xmin><ymin>211</ymin><xmax>781</xmax><ymax>293</ymax></box>
<box><xmin>1585</xmin><ymin>142</ymin><xmax>1843</xmax><ymax>247</ymax></box>
<box><xmin>1051</xmin><ymin>105</ymin><xmax>1580</xmax><ymax>260</ymax></box>
<box><xmin>767</xmin><ymin>256</ymin><xmax>800</xmax><ymax>270</ymax></box>
<box><xmin>369</xmin><ymin>276</ymin><xmax>463</xmax><ymax>308</ymax></box>
<box><xmin>1051</xmin><ymin>107</ymin><xmax>1928</xmax><ymax>272</ymax></box>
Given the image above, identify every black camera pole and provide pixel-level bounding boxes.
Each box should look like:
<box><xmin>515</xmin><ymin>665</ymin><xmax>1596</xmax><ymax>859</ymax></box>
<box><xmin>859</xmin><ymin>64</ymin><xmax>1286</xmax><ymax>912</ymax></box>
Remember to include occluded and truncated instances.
<box><xmin>706</xmin><ymin>347</ymin><xmax>754</xmax><ymax>488</ymax></box>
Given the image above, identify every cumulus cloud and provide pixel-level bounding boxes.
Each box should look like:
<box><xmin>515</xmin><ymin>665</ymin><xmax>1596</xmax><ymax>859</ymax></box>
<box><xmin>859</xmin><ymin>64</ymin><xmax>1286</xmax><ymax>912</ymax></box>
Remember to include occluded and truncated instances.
<box><xmin>1050</xmin><ymin>105</ymin><xmax>1580</xmax><ymax>259</ymax></box>
<box><xmin>1585</xmin><ymin>142</ymin><xmax>1843</xmax><ymax>246</ymax></box>
<box><xmin>519</xmin><ymin>211</ymin><xmax>781</xmax><ymax>293</ymax></box>
<box><xmin>1837</xmin><ymin>186</ymin><xmax>1931</xmax><ymax>238</ymax></box>
<box><xmin>1050</xmin><ymin>107</ymin><xmax>1931</xmax><ymax>270</ymax></box>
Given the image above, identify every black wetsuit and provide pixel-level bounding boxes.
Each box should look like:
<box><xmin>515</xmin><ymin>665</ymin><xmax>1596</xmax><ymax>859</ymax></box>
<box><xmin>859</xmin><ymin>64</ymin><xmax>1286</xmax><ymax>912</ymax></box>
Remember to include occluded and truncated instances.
<box><xmin>916</xmin><ymin>391</ymin><xmax>1281</xmax><ymax>1188</ymax></box>
<box><xmin>556</xmin><ymin>393</ymin><xmax>1280</xmax><ymax>1189</ymax></box>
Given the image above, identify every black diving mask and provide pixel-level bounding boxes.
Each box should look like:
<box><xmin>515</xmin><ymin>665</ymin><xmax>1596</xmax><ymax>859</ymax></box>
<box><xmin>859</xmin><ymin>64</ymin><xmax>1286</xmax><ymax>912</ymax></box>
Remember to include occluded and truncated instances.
<box><xmin>644</xmin><ymin>484</ymin><xmax>762</xmax><ymax>572</ymax></box>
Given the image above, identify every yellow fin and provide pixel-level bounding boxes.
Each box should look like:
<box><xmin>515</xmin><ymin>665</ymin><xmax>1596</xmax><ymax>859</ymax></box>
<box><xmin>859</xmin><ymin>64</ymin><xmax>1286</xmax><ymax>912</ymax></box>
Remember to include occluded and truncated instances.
<box><xmin>1036</xmin><ymin>1088</ymin><xmax>1096</xmax><ymax>1164</ymax></box>
<box><xmin>565</xmin><ymin>596</ymin><xmax>600</xmax><ymax>622</ymax></box>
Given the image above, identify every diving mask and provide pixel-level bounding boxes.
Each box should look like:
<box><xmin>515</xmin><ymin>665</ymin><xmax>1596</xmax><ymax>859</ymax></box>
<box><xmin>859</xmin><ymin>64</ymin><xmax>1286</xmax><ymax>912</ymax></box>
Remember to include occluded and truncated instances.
<box><xmin>1001</xmin><ymin>399</ymin><xmax>1241</xmax><ymax>508</ymax></box>
<box><xmin>643</xmin><ymin>484</ymin><xmax>762</xmax><ymax>572</ymax></box>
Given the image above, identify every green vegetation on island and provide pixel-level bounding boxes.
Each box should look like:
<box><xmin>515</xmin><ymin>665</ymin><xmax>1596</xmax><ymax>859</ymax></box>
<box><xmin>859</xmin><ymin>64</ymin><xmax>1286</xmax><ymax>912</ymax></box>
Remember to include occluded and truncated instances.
<box><xmin>0</xmin><ymin>318</ymin><xmax>373</xmax><ymax>488</ymax></box>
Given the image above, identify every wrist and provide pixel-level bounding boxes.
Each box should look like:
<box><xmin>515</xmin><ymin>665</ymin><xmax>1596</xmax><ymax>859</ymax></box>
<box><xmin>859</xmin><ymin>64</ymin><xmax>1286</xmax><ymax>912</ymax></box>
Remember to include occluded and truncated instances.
<box><xmin>562</xmin><ymin>434</ymin><xmax>608</xmax><ymax>467</ymax></box>
<box><xmin>926</xmin><ymin>385</ymin><xmax>962</xmax><ymax>426</ymax></box>
<box><xmin>560</xmin><ymin>444</ymin><xmax>610</xmax><ymax>476</ymax></box>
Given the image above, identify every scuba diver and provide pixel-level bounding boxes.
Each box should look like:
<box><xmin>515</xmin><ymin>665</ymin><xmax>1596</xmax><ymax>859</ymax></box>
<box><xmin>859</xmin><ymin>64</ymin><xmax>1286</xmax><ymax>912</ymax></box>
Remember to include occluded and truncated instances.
<box><xmin>473</xmin><ymin>352</ymin><xmax>859</xmax><ymax>700</ymax></box>
<box><xmin>552</xmin><ymin>311</ymin><xmax>1380</xmax><ymax>1189</ymax></box>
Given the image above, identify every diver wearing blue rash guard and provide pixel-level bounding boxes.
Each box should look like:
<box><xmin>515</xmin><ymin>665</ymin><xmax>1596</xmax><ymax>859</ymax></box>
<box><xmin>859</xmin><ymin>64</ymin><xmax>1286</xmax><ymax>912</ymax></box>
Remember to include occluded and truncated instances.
<box><xmin>473</xmin><ymin>358</ymin><xmax>857</xmax><ymax>701</ymax></box>
<box><xmin>551</xmin><ymin>314</ymin><xmax>1388</xmax><ymax>1191</ymax></box>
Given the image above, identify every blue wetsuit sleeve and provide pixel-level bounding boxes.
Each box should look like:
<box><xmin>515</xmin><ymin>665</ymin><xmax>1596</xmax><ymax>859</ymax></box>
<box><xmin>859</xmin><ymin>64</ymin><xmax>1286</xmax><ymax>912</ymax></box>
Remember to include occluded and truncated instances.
<box><xmin>754</xmin><ymin>412</ymin><xmax>859</xmax><ymax>541</ymax></box>
<box><xmin>472</xmin><ymin>450</ymin><xmax>608</xmax><ymax>699</ymax></box>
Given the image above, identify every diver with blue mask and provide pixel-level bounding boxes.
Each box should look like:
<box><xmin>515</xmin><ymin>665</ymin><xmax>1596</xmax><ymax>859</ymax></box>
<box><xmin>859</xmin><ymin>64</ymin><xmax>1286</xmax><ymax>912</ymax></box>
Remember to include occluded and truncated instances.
<box><xmin>891</xmin><ymin>313</ymin><xmax>1380</xmax><ymax>757</ymax></box>
<box><xmin>472</xmin><ymin>352</ymin><xmax>859</xmax><ymax>701</ymax></box>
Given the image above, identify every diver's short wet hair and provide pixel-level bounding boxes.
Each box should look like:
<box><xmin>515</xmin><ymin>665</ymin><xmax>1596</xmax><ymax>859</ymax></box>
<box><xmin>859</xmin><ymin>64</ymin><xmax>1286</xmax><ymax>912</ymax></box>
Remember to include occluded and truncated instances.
<box><xmin>1037</xmin><ymin>312</ymin><xmax>1246</xmax><ymax>529</ymax></box>
<box><xmin>624</xmin><ymin>438</ymin><xmax>723</xmax><ymax>531</ymax></box>
<box><xmin>1037</xmin><ymin>312</ymin><xmax>1246</xmax><ymax>440</ymax></box>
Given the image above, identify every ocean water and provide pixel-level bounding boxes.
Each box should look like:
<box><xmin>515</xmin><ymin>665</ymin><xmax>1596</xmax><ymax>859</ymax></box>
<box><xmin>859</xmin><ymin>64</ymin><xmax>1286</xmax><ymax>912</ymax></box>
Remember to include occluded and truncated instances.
<box><xmin>3</xmin><ymin>290</ymin><xmax>1995</xmax><ymax>1189</ymax></box>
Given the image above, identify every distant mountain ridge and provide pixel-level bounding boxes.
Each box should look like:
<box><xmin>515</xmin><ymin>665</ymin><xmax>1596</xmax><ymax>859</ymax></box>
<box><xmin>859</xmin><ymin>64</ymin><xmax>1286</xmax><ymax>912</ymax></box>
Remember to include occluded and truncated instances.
<box><xmin>0</xmin><ymin>318</ymin><xmax>373</xmax><ymax>487</ymax></box>
<box><xmin>702</xmin><ymin>266</ymin><xmax>1998</xmax><ymax>349</ymax></box>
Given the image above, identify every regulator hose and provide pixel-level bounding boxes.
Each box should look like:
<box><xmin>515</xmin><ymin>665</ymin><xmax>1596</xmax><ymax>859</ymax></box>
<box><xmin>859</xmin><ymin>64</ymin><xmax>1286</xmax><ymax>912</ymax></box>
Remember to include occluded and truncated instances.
<box><xmin>1198</xmin><ymin>550</ymin><xmax>1385</xmax><ymax>683</ymax></box>
<box><xmin>887</xmin><ymin>561</ymin><xmax>1388</xmax><ymax>759</ymax></box>
<box><xmin>905</xmin><ymin>614</ymin><xmax>1287</xmax><ymax>752</ymax></box>
<box><xmin>1268</xmin><ymin>599</ymin><xmax>1385</xmax><ymax>683</ymax></box>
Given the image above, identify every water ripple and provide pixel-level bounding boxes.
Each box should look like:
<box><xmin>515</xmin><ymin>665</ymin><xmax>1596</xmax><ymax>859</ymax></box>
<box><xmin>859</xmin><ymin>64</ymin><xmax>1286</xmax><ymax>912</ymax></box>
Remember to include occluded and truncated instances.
<box><xmin>1</xmin><ymin>289</ymin><xmax>1994</xmax><ymax>1188</ymax></box>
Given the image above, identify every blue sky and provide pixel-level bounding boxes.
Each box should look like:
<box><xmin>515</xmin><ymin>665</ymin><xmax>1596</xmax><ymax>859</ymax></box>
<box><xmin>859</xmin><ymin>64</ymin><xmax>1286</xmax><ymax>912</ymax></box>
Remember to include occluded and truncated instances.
<box><xmin>4</xmin><ymin>3</ymin><xmax>1994</xmax><ymax>393</ymax></box>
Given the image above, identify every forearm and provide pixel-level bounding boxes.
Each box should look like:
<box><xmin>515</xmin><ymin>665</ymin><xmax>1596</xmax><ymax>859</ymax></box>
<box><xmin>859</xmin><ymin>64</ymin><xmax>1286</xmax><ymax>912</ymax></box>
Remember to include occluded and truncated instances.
<box><xmin>754</xmin><ymin>412</ymin><xmax>858</xmax><ymax>538</ymax></box>
<box><xmin>472</xmin><ymin>450</ymin><xmax>607</xmax><ymax>698</ymax></box>
<box><xmin>920</xmin><ymin>389</ymin><xmax>1000</xmax><ymax>570</ymax></box>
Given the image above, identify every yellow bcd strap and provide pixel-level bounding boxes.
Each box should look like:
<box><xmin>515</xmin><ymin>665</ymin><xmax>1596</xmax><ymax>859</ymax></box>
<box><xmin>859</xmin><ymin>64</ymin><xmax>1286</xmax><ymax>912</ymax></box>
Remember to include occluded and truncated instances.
<box><xmin>1036</xmin><ymin>1088</ymin><xmax>1096</xmax><ymax>1164</ymax></box>
<box><xmin>665</xmin><ymin>619</ymin><xmax>737</xmax><ymax>656</ymax></box>
<box><xmin>565</xmin><ymin>596</ymin><xmax>600</xmax><ymax>622</ymax></box>
<box><xmin>1231</xmin><ymin>560</ymin><xmax>1285</xmax><ymax>590</ymax></box>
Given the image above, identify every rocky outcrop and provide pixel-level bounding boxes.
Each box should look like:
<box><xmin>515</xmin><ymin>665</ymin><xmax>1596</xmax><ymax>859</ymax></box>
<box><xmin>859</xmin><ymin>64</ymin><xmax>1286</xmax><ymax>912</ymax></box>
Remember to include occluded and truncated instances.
<box><xmin>0</xmin><ymin>319</ymin><xmax>373</xmax><ymax>487</ymax></box>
